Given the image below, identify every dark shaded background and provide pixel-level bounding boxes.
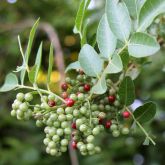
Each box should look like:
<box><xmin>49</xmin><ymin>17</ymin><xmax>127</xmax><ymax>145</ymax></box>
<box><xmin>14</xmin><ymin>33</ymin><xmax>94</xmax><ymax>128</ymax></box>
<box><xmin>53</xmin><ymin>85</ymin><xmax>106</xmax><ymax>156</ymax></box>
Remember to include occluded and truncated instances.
<box><xmin>0</xmin><ymin>0</ymin><xmax>165</xmax><ymax>165</ymax></box>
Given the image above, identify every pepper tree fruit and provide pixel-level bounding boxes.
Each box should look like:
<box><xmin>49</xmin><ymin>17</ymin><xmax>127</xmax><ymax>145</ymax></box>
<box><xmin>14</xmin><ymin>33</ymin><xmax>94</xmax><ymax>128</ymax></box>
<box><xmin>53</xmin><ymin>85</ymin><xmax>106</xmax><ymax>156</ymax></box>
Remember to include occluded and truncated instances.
<box><xmin>0</xmin><ymin>0</ymin><xmax>160</xmax><ymax>157</ymax></box>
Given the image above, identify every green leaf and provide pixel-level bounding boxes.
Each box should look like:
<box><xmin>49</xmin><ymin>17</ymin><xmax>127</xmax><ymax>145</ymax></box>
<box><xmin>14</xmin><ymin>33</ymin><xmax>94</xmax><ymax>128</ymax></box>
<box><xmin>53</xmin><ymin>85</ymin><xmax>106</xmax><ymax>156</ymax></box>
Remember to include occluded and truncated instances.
<box><xmin>123</xmin><ymin>0</ymin><xmax>138</xmax><ymax>19</ymax></box>
<box><xmin>0</xmin><ymin>73</ymin><xmax>18</xmax><ymax>92</ymax></box>
<box><xmin>128</xmin><ymin>32</ymin><xmax>160</xmax><ymax>58</ymax></box>
<box><xmin>73</xmin><ymin>0</ymin><xmax>90</xmax><ymax>36</ymax></box>
<box><xmin>65</xmin><ymin>61</ymin><xmax>82</xmax><ymax>73</ymax></box>
<box><xmin>20</xmin><ymin>19</ymin><xmax>39</xmax><ymax>85</ymax></box>
<box><xmin>118</xmin><ymin>76</ymin><xmax>135</xmax><ymax>106</ymax></box>
<box><xmin>120</xmin><ymin>52</ymin><xmax>130</xmax><ymax>69</ymax></box>
<box><xmin>28</xmin><ymin>65</ymin><xmax>37</xmax><ymax>84</ymax></box>
<box><xmin>81</xmin><ymin>20</ymin><xmax>88</xmax><ymax>47</ymax></box>
<box><xmin>97</xmin><ymin>14</ymin><xmax>117</xmax><ymax>59</ymax></box>
<box><xmin>91</xmin><ymin>74</ymin><xmax>107</xmax><ymax>94</ymax></box>
<box><xmin>134</xmin><ymin>102</ymin><xmax>156</xmax><ymax>123</ymax></box>
<box><xmin>106</xmin><ymin>0</ymin><xmax>132</xmax><ymax>42</ymax></box>
<box><xmin>105</xmin><ymin>54</ymin><xmax>123</xmax><ymax>74</ymax></box>
<box><xmin>34</xmin><ymin>42</ymin><xmax>43</xmax><ymax>82</ymax></box>
<box><xmin>138</xmin><ymin>0</ymin><xmax>165</xmax><ymax>32</ymax></box>
<box><xmin>47</xmin><ymin>44</ymin><xmax>54</xmax><ymax>84</ymax></box>
<box><xmin>78</xmin><ymin>44</ymin><xmax>103</xmax><ymax>77</ymax></box>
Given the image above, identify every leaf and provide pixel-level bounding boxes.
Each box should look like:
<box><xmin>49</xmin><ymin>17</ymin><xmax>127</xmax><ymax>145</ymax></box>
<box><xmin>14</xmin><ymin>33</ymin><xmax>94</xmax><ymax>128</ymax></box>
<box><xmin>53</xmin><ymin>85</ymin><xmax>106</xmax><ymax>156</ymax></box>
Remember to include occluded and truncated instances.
<box><xmin>78</xmin><ymin>44</ymin><xmax>103</xmax><ymax>77</ymax></box>
<box><xmin>81</xmin><ymin>20</ymin><xmax>88</xmax><ymax>47</ymax></box>
<box><xmin>105</xmin><ymin>54</ymin><xmax>123</xmax><ymax>74</ymax></box>
<box><xmin>134</xmin><ymin>102</ymin><xmax>156</xmax><ymax>124</ymax></box>
<box><xmin>123</xmin><ymin>0</ymin><xmax>138</xmax><ymax>19</ymax></box>
<box><xmin>65</xmin><ymin>61</ymin><xmax>82</xmax><ymax>73</ymax></box>
<box><xmin>128</xmin><ymin>32</ymin><xmax>160</xmax><ymax>58</ymax></box>
<box><xmin>28</xmin><ymin>65</ymin><xmax>37</xmax><ymax>84</ymax></box>
<box><xmin>47</xmin><ymin>44</ymin><xmax>54</xmax><ymax>84</ymax></box>
<box><xmin>138</xmin><ymin>0</ymin><xmax>165</xmax><ymax>32</ymax></box>
<box><xmin>106</xmin><ymin>0</ymin><xmax>132</xmax><ymax>42</ymax></box>
<box><xmin>34</xmin><ymin>42</ymin><xmax>43</xmax><ymax>82</ymax></box>
<box><xmin>91</xmin><ymin>74</ymin><xmax>107</xmax><ymax>94</ymax></box>
<box><xmin>0</xmin><ymin>73</ymin><xmax>18</xmax><ymax>92</ymax></box>
<box><xmin>20</xmin><ymin>19</ymin><xmax>39</xmax><ymax>85</ymax></box>
<box><xmin>73</xmin><ymin>0</ymin><xmax>90</xmax><ymax>36</ymax></box>
<box><xmin>97</xmin><ymin>14</ymin><xmax>117</xmax><ymax>59</ymax></box>
<box><xmin>120</xmin><ymin>52</ymin><xmax>130</xmax><ymax>69</ymax></box>
<box><xmin>118</xmin><ymin>76</ymin><xmax>135</xmax><ymax>106</ymax></box>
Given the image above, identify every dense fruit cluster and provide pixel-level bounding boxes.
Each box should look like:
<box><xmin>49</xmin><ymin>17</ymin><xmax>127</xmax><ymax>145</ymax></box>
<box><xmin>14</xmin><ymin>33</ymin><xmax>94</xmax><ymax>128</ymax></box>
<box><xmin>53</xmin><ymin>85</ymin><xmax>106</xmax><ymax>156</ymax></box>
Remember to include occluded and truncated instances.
<box><xmin>10</xmin><ymin>70</ymin><xmax>132</xmax><ymax>156</ymax></box>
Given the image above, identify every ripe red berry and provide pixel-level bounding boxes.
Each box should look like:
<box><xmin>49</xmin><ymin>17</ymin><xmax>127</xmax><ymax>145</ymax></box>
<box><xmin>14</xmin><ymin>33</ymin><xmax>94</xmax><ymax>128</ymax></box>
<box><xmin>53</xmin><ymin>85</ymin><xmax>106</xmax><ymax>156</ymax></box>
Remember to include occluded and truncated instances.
<box><xmin>122</xmin><ymin>111</ymin><xmax>131</xmax><ymax>118</ymax></box>
<box><xmin>65</xmin><ymin>98</ymin><xmax>75</xmax><ymax>107</ymax></box>
<box><xmin>48</xmin><ymin>100</ymin><xmax>56</xmax><ymax>107</ymax></box>
<box><xmin>84</xmin><ymin>84</ymin><xmax>91</xmax><ymax>92</ymax></box>
<box><xmin>98</xmin><ymin>117</ymin><xmax>103</xmax><ymax>124</ymax></box>
<box><xmin>61</xmin><ymin>83</ymin><xmax>68</xmax><ymax>91</ymax></box>
<box><xmin>72</xmin><ymin>141</ymin><xmax>77</xmax><ymax>149</ymax></box>
<box><xmin>108</xmin><ymin>95</ymin><xmax>116</xmax><ymax>103</ymax></box>
<box><xmin>61</xmin><ymin>92</ymin><xmax>68</xmax><ymax>99</ymax></box>
<box><xmin>105</xmin><ymin>120</ymin><xmax>112</xmax><ymax>129</ymax></box>
<box><xmin>71</xmin><ymin>122</ymin><xmax>77</xmax><ymax>129</ymax></box>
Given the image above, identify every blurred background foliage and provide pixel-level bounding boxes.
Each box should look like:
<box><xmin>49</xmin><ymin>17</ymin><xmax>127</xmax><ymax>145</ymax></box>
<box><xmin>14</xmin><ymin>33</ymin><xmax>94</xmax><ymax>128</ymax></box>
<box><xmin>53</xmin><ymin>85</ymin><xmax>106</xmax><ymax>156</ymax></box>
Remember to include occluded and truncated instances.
<box><xmin>0</xmin><ymin>0</ymin><xmax>165</xmax><ymax>165</ymax></box>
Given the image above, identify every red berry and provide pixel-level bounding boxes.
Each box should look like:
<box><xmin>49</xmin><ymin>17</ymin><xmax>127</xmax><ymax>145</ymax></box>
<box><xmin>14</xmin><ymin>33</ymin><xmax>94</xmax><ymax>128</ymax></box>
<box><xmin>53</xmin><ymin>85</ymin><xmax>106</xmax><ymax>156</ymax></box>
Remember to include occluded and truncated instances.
<box><xmin>122</xmin><ymin>111</ymin><xmax>131</xmax><ymax>118</ymax></box>
<box><xmin>48</xmin><ymin>100</ymin><xmax>56</xmax><ymax>107</ymax></box>
<box><xmin>61</xmin><ymin>83</ymin><xmax>68</xmax><ymax>91</ymax></box>
<box><xmin>98</xmin><ymin>117</ymin><xmax>103</xmax><ymax>124</ymax></box>
<box><xmin>62</xmin><ymin>92</ymin><xmax>68</xmax><ymax>99</ymax></box>
<box><xmin>65</xmin><ymin>98</ymin><xmax>75</xmax><ymax>107</ymax></box>
<box><xmin>84</xmin><ymin>84</ymin><xmax>91</xmax><ymax>92</ymax></box>
<box><xmin>105</xmin><ymin>120</ymin><xmax>112</xmax><ymax>129</ymax></box>
<box><xmin>108</xmin><ymin>95</ymin><xmax>116</xmax><ymax>103</ymax></box>
<box><xmin>71</xmin><ymin>122</ymin><xmax>77</xmax><ymax>129</ymax></box>
<box><xmin>72</xmin><ymin>141</ymin><xmax>77</xmax><ymax>149</ymax></box>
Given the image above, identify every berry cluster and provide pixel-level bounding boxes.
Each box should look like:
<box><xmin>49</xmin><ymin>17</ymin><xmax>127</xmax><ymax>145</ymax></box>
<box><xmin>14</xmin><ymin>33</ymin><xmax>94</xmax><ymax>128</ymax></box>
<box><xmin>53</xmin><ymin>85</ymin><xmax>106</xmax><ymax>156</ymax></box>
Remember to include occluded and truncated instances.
<box><xmin>10</xmin><ymin>70</ymin><xmax>132</xmax><ymax>156</ymax></box>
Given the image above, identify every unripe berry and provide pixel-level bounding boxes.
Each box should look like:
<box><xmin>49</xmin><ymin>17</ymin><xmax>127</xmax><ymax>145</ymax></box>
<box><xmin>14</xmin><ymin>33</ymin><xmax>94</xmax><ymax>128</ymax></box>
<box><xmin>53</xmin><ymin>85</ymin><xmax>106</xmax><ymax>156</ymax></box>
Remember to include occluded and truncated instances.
<box><xmin>95</xmin><ymin>146</ymin><xmax>101</xmax><ymax>153</ymax></box>
<box><xmin>122</xmin><ymin>111</ymin><xmax>131</xmax><ymax>118</ymax></box>
<box><xmin>110</xmin><ymin>124</ymin><xmax>118</xmax><ymax>131</ymax></box>
<box><xmin>79</xmin><ymin>124</ymin><xmax>87</xmax><ymax>132</ymax></box>
<box><xmin>61</xmin><ymin>83</ymin><xmax>68</xmax><ymax>91</ymax></box>
<box><xmin>86</xmin><ymin>135</ymin><xmax>94</xmax><ymax>143</ymax></box>
<box><xmin>70</xmin><ymin>94</ymin><xmax>77</xmax><ymax>101</ymax></box>
<box><xmin>77</xmin><ymin>93</ymin><xmax>85</xmax><ymax>101</ymax></box>
<box><xmin>24</xmin><ymin>93</ymin><xmax>33</xmax><ymax>102</ymax></box>
<box><xmin>72</xmin><ymin>141</ymin><xmax>77</xmax><ymax>149</ymax></box>
<box><xmin>48</xmin><ymin>94</ymin><xmax>55</xmax><ymax>100</ymax></box>
<box><xmin>112</xmin><ymin>130</ymin><xmax>120</xmax><ymax>137</ymax></box>
<box><xmin>57</xmin><ymin>108</ymin><xmax>64</xmax><ymax>114</ymax></box>
<box><xmin>19</xmin><ymin>102</ymin><xmax>28</xmax><ymax>111</ymax></box>
<box><xmin>52</xmin><ymin>135</ymin><xmax>60</xmax><ymax>142</ymax></box>
<box><xmin>48</xmin><ymin>141</ymin><xmax>56</xmax><ymax>148</ymax></box>
<box><xmin>61</xmin><ymin>139</ymin><xmax>69</xmax><ymax>146</ymax></box>
<box><xmin>56</xmin><ymin>128</ymin><xmax>64</xmax><ymax>136</ymax></box>
<box><xmin>65</xmin><ymin>98</ymin><xmax>75</xmax><ymax>107</ymax></box>
<box><xmin>92</xmin><ymin>127</ymin><xmax>100</xmax><ymax>135</ymax></box>
<box><xmin>80</xmin><ymin>144</ymin><xmax>87</xmax><ymax>152</ymax></box>
<box><xmin>87</xmin><ymin>143</ymin><xmax>94</xmax><ymax>151</ymax></box>
<box><xmin>11</xmin><ymin>110</ymin><xmax>16</xmax><ymax>117</ymax></box>
<box><xmin>108</xmin><ymin>95</ymin><xmax>116</xmax><ymax>103</ymax></box>
<box><xmin>105</xmin><ymin>120</ymin><xmax>112</xmax><ymax>129</ymax></box>
<box><xmin>64</xmin><ymin>127</ymin><xmax>71</xmax><ymax>134</ymax></box>
<box><xmin>83</xmin><ymin>84</ymin><xmax>91</xmax><ymax>92</ymax></box>
<box><xmin>16</xmin><ymin>93</ymin><xmax>24</xmax><ymax>101</ymax></box>
<box><xmin>122</xmin><ymin>127</ymin><xmax>129</xmax><ymax>135</ymax></box>
<box><xmin>50</xmin><ymin>149</ymin><xmax>57</xmax><ymax>156</ymax></box>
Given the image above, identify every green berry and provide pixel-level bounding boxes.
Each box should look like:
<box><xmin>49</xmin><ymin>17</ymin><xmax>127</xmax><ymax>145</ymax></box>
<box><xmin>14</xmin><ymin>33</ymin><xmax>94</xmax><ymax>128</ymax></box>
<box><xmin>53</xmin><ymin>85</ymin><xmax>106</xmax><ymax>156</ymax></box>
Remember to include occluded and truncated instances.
<box><xmin>87</xmin><ymin>143</ymin><xmax>94</xmax><ymax>151</ymax></box>
<box><xmin>80</xmin><ymin>106</ymin><xmax>87</xmax><ymax>114</ymax></box>
<box><xmin>52</xmin><ymin>135</ymin><xmax>60</xmax><ymax>142</ymax></box>
<box><xmin>48</xmin><ymin>94</ymin><xmax>55</xmax><ymax>100</ymax></box>
<box><xmin>80</xmin><ymin>144</ymin><xmax>87</xmax><ymax>152</ymax></box>
<box><xmin>16</xmin><ymin>93</ymin><xmax>24</xmax><ymax>101</ymax></box>
<box><xmin>56</xmin><ymin>128</ymin><xmax>64</xmax><ymax>136</ymax></box>
<box><xmin>43</xmin><ymin>138</ymin><xmax>50</xmax><ymax>145</ymax></box>
<box><xmin>24</xmin><ymin>93</ymin><xmax>33</xmax><ymax>102</ymax></box>
<box><xmin>92</xmin><ymin>127</ymin><xmax>100</xmax><ymax>135</ymax></box>
<box><xmin>65</xmin><ymin>107</ymin><xmax>73</xmax><ymax>114</ymax></box>
<box><xmin>64</xmin><ymin>127</ymin><xmax>71</xmax><ymax>134</ymax></box>
<box><xmin>112</xmin><ymin>130</ymin><xmax>120</xmax><ymax>137</ymax></box>
<box><xmin>66</xmin><ymin>114</ymin><xmax>73</xmax><ymax>121</ymax></box>
<box><xmin>65</xmin><ymin>77</ymin><xmax>71</xmax><ymax>83</ymax></box>
<box><xmin>61</xmin><ymin>139</ymin><xmax>68</xmax><ymax>146</ymax></box>
<box><xmin>73</xmin><ymin>109</ymin><xmax>80</xmax><ymax>117</ymax></box>
<box><xmin>60</xmin><ymin>146</ymin><xmax>67</xmax><ymax>152</ymax></box>
<box><xmin>57</xmin><ymin>108</ymin><xmax>64</xmax><ymax>114</ymax></box>
<box><xmin>48</xmin><ymin>141</ymin><xmax>56</xmax><ymax>148</ymax></box>
<box><xmin>111</xmin><ymin>124</ymin><xmax>118</xmax><ymax>131</ymax></box>
<box><xmin>78</xmin><ymin>93</ymin><xmax>85</xmax><ymax>101</ymax></box>
<box><xmin>58</xmin><ymin>114</ymin><xmax>66</xmax><ymax>122</ymax></box>
<box><xmin>61</xmin><ymin>121</ymin><xmax>68</xmax><ymax>128</ymax></box>
<box><xmin>70</xmin><ymin>94</ymin><xmax>77</xmax><ymax>101</ymax></box>
<box><xmin>11</xmin><ymin>110</ymin><xmax>16</xmax><ymax>117</ymax></box>
<box><xmin>50</xmin><ymin>149</ymin><xmax>57</xmax><ymax>156</ymax></box>
<box><xmin>79</xmin><ymin>124</ymin><xmax>87</xmax><ymax>132</ymax></box>
<box><xmin>91</xmin><ymin>104</ymin><xmax>98</xmax><ymax>111</ymax></box>
<box><xmin>122</xmin><ymin>127</ymin><xmax>129</xmax><ymax>135</ymax></box>
<box><xmin>86</xmin><ymin>135</ymin><xmax>94</xmax><ymax>143</ymax></box>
